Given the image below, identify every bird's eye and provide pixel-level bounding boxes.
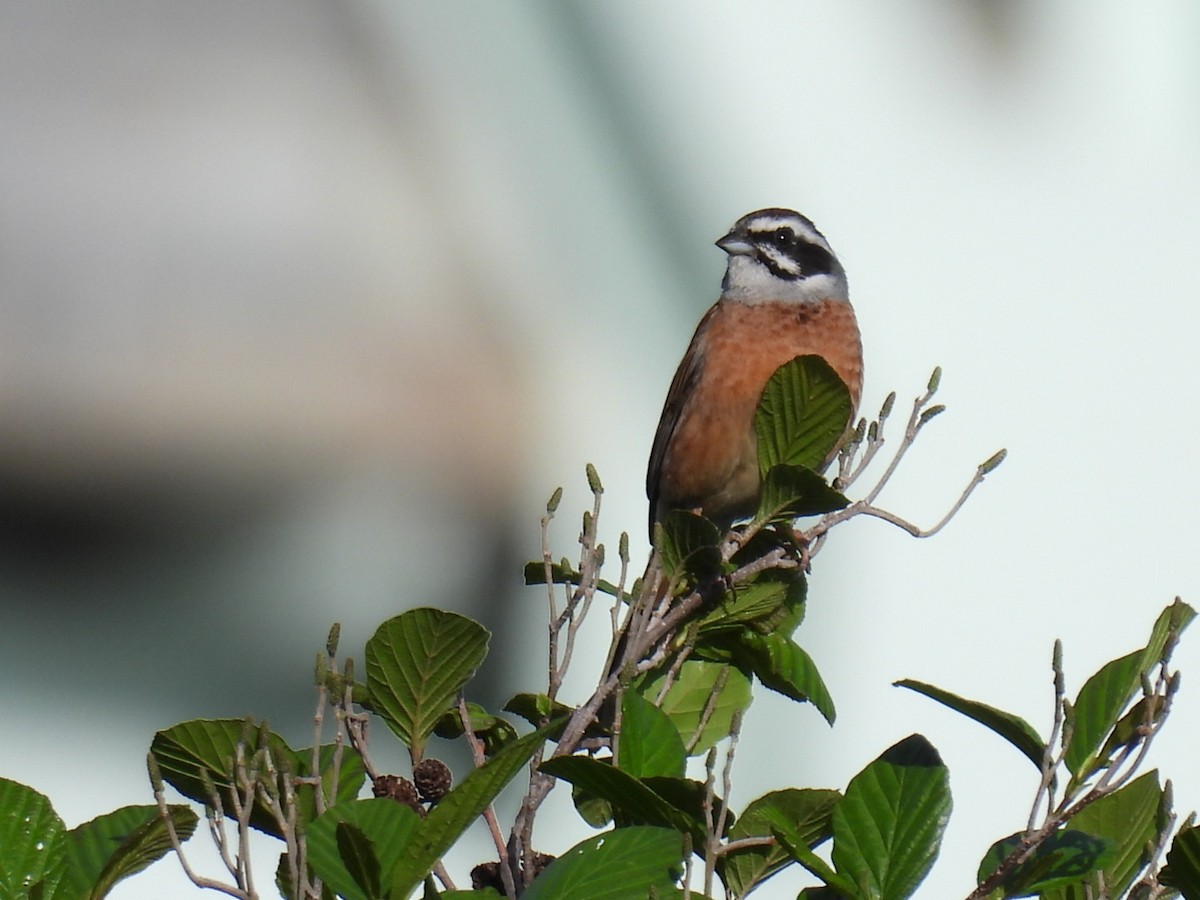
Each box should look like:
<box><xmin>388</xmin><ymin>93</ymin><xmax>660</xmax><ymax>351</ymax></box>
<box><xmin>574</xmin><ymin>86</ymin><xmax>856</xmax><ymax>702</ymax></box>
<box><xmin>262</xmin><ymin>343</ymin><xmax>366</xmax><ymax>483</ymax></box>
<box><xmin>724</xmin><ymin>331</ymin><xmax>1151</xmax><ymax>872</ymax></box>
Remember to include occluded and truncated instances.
<box><xmin>773</xmin><ymin>227</ymin><xmax>793</xmax><ymax>245</ymax></box>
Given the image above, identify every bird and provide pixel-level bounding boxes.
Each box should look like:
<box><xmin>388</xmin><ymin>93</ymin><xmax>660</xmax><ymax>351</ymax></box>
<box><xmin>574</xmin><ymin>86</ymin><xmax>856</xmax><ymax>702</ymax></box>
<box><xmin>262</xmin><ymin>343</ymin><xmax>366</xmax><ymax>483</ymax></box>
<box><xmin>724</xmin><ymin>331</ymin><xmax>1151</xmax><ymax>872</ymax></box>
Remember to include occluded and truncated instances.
<box><xmin>646</xmin><ymin>208</ymin><xmax>863</xmax><ymax>539</ymax></box>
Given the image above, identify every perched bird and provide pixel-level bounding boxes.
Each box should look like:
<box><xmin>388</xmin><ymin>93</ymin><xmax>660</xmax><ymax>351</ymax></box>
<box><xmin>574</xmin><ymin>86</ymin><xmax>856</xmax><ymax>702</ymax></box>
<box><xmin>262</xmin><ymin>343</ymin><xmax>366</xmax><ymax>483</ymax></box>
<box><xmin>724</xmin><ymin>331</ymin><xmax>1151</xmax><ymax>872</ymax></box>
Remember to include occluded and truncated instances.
<box><xmin>646</xmin><ymin>208</ymin><xmax>864</xmax><ymax>538</ymax></box>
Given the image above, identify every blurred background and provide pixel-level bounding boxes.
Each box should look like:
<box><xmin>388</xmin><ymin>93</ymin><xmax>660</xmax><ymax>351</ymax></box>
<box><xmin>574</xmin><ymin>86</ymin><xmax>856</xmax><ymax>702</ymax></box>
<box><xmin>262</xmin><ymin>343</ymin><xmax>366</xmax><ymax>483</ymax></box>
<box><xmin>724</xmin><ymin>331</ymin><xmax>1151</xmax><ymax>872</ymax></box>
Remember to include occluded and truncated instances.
<box><xmin>2</xmin><ymin>1</ymin><xmax>1198</xmax><ymax>896</ymax></box>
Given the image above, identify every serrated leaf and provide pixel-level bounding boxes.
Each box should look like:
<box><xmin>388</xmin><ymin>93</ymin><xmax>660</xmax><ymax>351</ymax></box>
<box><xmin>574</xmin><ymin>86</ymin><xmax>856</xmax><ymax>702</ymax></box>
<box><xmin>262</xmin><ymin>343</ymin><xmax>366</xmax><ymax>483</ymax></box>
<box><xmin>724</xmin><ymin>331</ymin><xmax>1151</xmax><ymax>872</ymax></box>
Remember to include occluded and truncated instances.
<box><xmin>1040</xmin><ymin>772</ymin><xmax>1163</xmax><ymax>900</ymax></box>
<box><xmin>616</xmin><ymin>693</ymin><xmax>686</xmax><ymax>779</ymax></box>
<box><xmin>696</xmin><ymin>564</ymin><xmax>805</xmax><ymax>637</ymax></box>
<box><xmin>538</xmin><ymin>757</ymin><xmax>704</xmax><ymax>846</ymax></box>
<box><xmin>522</xmin><ymin>826</ymin><xmax>684</xmax><ymax>900</ymax></box>
<box><xmin>657</xmin><ymin>511</ymin><xmax>723</xmax><ymax>585</ymax></box>
<box><xmin>60</xmin><ymin>804</ymin><xmax>197</xmax><ymax>900</ymax></box>
<box><xmin>831</xmin><ymin>734</ymin><xmax>951</xmax><ymax>900</ymax></box>
<box><xmin>308</xmin><ymin>798</ymin><xmax>422</xmax><ymax>900</ymax></box>
<box><xmin>755</xmin><ymin>355</ymin><xmax>854</xmax><ymax>477</ymax></box>
<box><xmin>637</xmin><ymin>660</ymin><xmax>753</xmax><ymax>755</ymax></box>
<box><xmin>149</xmin><ymin>719</ymin><xmax>287</xmax><ymax>837</ymax></box>
<box><xmin>1162</xmin><ymin>824</ymin><xmax>1200</xmax><ymax>897</ymax></box>
<box><xmin>977</xmin><ymin>829</ymin><xmax>1114</xmax><ymax>897</ymax></box>
<box><xmin>895</xmin><ymin>679</ymin><xmax>1045</xmax><ymax>770</ymax></box>
<box><xmin>389</xmin><ymin>722</ymin><xmax>559</xmax><ymax>898</ymax></box>
<box><xmin>719</xmin><ymin>788</ymin><xmax>840</xmax><ymax>897</ymax></box>
<box><xmin>0</xmin><ymin>778</ymin><xmax>66</xmax><ymax>899</ymax></box>
<box><xmin>365</xmin><ymin>608</ymin><xmax>490</xmax><ymax>757</ymax></box>
<box><xmin>754</xmin><ymin>464</ymin><xmax>849</xmax><ymax>525</ymax></box>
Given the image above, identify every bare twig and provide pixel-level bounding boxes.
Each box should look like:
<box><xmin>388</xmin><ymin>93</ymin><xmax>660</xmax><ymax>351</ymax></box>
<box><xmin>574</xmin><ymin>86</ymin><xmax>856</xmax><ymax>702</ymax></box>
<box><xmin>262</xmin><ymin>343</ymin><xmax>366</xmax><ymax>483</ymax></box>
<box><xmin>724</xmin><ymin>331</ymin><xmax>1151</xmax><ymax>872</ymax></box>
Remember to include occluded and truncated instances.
<box><xmin>459</xmin><ymin>695</ymin><xmax>517</xmax><ymax>898</ymax></box>
<box><xmin>149</xmin><ymin>754</ymin><xmax>252</xmax><ymax>899</ymax></box>
<box><xmin>684</xmin><ymin>667</ymin><xmax>731</xmax><ymax>756</ymax></box>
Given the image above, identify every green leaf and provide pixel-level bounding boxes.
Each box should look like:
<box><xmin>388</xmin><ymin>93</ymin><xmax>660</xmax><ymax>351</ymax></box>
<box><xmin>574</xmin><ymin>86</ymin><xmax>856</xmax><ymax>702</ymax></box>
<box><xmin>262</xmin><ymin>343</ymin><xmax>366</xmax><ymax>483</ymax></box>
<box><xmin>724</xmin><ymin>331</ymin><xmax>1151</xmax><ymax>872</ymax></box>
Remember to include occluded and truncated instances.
<box><xmin>1065</xmin><ymin>600</ymin><xmax>1193</xmax><ymax>786</ymax></box>
<box><xmin>365</xmin><ymin>608</ymin><xmax>490</xmax><ymax>757</ymax></box>
<box><xmin>1163</xmin><ymin>824</ymin><xmax>1200</xmax><ymax>898</ymax></box>
<box><xmin>729</xmin><ymin>631</ymin><xmax>835</xmax><ymax>724</ymax></box>
<box><xmin>656</xmin><ymin>511</ymin><xmax>723</xmax><ymax>586</ymax></box>
<box><xmin>572</xmin><ymin>781</ymin><xmax>614</xmax><ymax>828</ymax></box>
<box><xmin>754</xmin><ymin>464</ymin><xmax>849</xmax><ymax>525</ymax></box>
<box><xmin>538</xmin><ymin>756</ymin><xmax>703</xmax><ymax>846</ymax></box>
<box><xmin>308</xmin><ymin>798</ymin><xmax>422</xmax><ymax>900</ymax></box>
<box><xmin>0</xmin><ymin>778</ymin><xmax>66</xmax><ymax>899</ymax></box>
<box><xmin>522</xmin><ymin>560</ymin><xmax>625</xmax><ymax>599</ymax></box>
<box><xmin>642</xmin><ymin>776</ymin><xmax>734</xmax><ymax>838</ymax></box>
<box><xmin>616</xmin><ymin>693</ymin><xmax>686</xmax><ymax>779</ymax></box>
<box><xmin>434</xmin><ymin>701</ymin><xmax>522</xmax><ymax>755</ymax></box>
<box><xmin>719</xmin><ymin>788</ymin><xmax>840</xmax><ymax>897</ymax></box>
<box><xmin>1040</xmin><ymin>772</ymin><xmax>1163</xmax><ymax>900</ymax></box>
<box><xmin>754</xmin><ymin>355</ymin><xmax>854</xmax><ymax>477</ymax></box>
<box><xmin>696</xmin><ymin>563</ymin><xmax>805</xmax><ymax>637</ymax></box>
<box><xmin>1065</xmin><ymin>651</ymin><xmax>1144</xmax><ymax>784</ymax></box>
<box><xmin>150</xmin><ymin>718</ymin><xmax>303</xmax><ymax>838</ymax></box>
<box><xmin>337</xmin><ymin>822</ymin><xmax>383</xmax><ymax>899</ymax></box>
<box><xmin>389</xmin><ymin>722</ymin><xmax>558</xmax><ymax>898</ymax></box>
<box><xmin>297</xmin><ymin>743</ymin><xmax>368</xmax><ymax>828</ymax></box>
<box><xmin>977</xmin><ymin>830</ymin><xmax>1114</xmax><ymax>897</ymax></box>
<box><xmin>831</xmin><ymin>734</ymin><xmax>951</xmax><ymax>900</ymax></box>
<box><xmin>637</xmin><ymin>660</ymin><xmax>753</xmax><ymax>755</ymax></box>
<box><xmin>502</xmin><ymin>694</ymin><xmax>573</xmax><ymax>729</ymax></box>
<box><xmin>522</xmin><ymin>826</ymin><xmax>684</xmax><ymax>900</ymax></box>
<box><xmin>775</xmin><ymin>825</ymin><xmax>858</xmax><ymax>897</ymax></box>
<box><xmin>894</xmin><ymin>679</ymin><xmax>1045</xmax><ymax>770</ymax></box>
<box><xmin>60</xmin><ymin>804</ymin><xmax>197</xmax><ymax>900</ymax></box>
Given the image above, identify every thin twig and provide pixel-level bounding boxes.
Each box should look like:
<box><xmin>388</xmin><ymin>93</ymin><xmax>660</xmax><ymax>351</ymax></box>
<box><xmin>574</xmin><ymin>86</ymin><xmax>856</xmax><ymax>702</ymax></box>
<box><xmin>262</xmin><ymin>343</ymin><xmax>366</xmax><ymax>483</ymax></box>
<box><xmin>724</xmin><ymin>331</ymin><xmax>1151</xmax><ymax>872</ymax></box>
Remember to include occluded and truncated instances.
<box><xmin>150</xmin><ymin>755</ymin><xmax>251</xmax><ymax>899</ymax></box>
<box><xmin>685</xmin><ymin>667</ymin><xmax>731</xmax><ymax>756</ymax></box>
<box><xmin>458</xmin><ymin>695</ymin><xmax>517</xmax><ymax>898</ymax></box>
<box><xmin>1028</xmin><ymin>640</ymin><xmax>1065</xmax><ymax>834</ymax></box>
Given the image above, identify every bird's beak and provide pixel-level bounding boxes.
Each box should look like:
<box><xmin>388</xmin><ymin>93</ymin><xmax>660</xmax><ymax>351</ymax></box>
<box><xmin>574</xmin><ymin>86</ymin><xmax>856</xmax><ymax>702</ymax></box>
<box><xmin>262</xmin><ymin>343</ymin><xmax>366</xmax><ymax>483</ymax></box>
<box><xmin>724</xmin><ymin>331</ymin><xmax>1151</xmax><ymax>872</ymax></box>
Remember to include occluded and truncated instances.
<box><xmin>716</xmin><ymin>232</ymin><xmax>754</xmax><ymax>256</ymax></box>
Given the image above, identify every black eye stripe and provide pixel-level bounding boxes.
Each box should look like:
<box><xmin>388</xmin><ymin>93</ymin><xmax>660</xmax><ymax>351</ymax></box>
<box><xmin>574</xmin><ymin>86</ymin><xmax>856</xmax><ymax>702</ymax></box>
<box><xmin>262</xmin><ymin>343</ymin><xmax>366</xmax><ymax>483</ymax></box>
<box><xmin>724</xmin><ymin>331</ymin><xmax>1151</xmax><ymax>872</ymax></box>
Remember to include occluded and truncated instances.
<box><xmin>746</xmin><ymin>227</ymin><xmax>835</xmax><ymax>279</ymax></box>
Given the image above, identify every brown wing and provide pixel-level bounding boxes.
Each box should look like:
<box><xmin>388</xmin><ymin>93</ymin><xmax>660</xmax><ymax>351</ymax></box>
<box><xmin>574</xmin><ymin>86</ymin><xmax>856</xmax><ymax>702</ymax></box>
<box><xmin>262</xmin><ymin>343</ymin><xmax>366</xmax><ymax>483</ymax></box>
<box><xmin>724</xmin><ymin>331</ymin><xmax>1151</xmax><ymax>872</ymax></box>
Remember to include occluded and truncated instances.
<box><xmin>646</xmin><ymin>304</ymin><xmax>717</xmax><ymax>539</ymax></box>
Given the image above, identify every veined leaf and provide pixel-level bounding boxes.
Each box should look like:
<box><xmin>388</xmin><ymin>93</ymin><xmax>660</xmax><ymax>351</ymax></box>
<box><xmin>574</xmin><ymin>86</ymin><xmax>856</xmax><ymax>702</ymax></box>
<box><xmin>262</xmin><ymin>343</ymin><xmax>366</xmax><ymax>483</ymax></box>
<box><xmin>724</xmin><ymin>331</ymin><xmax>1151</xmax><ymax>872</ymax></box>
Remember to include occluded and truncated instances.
<box><xmin>522</xmin><ymin>826</ymin><xmax>685</xmax><ymax>900</ymax></box>
<box><xmin>61</xmin><ymin>804</ymin><xmax>197</xmax><ymax>900</ymax></box>
<box><xmin>149</xmin><ymin>719</ymin><xmax>295</xmax><ymax>838</ymax></box>
<box><xmin>1066</xmin><ymin>600</ymin><xmax>1194</xmax><ymax>786</ymax></box>
<box><xmin>1162</xmin><ymin>824</ymin><xmax>1200</xmax><ymax>897</ymax></box>
<box><xmin>754</xmin><ymin>464</ymin><xmax>849</xmax><ymax>525</ymax></box>
<box><xmin>731</xmin><ymin>632</ymin><xmax>835</xmax><ymax>724</ymax></box>
<box><xmin>977</xmin><ymin>830</ymin><xmax>1114</xmax><ymax>897</ymax></box>
<box><xmin>656</xmin><ymin>511</ymin><xmax>723</xmax><ymax>586</ymax></box>
<box><xmin>636</xmin><ymin>660</ymin><xmax>752</xmax><ymax>756</ymax></box>
<box><xmin>831</xmin><ymin>734</ymin><xmax>951</xmax><ymax>900</ymax></box>
<box><xmin>365</xmin><ymin>608</ymin><xmax>490</xmax><ymax>757</ymax></box>
<box><xmin>720</xmin><ymin>788</ymin><xmax>840</xmax><ymax>897</ymax></box>
<box><xmin>307</xmin><ymin>798</ymin><xmax>421</xmax><ymax>900</ymax></box>
<box><xmin>1040</xmin><ymin>772</ymin><xmax>1163</xmax><ymax>900</ymax></box>
<box><xmin>755</xmin><ymin>355</ymin><xmax>853</xmax><ymax>477</ymax></box>
<box><xmin>0</xmin><ymin>778</ymin><xmax>66</xmax><ymax>899</ymax></box>
<box><xmin>538</xmin><ymin>756</ymin><xmax>703</xmax><ymax>847</ymax></box>
<box><xmin>616</xmin><ymin>692</ymin><xmax>686</xmax><ymax>779</ymax></box>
